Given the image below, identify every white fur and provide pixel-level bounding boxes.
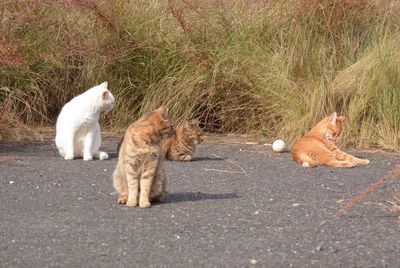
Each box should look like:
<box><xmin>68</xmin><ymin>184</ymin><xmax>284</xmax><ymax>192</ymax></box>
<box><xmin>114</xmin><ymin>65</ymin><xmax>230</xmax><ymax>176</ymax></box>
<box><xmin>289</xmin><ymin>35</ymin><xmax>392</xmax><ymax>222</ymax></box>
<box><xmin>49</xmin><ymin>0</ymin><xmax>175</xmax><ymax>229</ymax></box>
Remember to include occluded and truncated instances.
<box><xmin>302</xmin><ymin>162</ymin><xmax>310</xmax><ymax>167</ymax></box>
<box><xmin>55</xmin><ymin>82</ymin><xmax>115</xmax><ymax>160</ymax></box>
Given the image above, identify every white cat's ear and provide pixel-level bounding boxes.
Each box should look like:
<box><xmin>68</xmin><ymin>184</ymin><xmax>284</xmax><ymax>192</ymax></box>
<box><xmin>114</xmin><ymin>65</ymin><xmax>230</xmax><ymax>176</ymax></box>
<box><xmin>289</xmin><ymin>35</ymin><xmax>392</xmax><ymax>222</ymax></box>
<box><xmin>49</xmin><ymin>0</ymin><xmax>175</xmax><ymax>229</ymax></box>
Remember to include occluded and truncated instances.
<box><xmin>101</xmin><ymin>81</ymin><xmax>108</xmax><ymax>88</ymax></box>
<box><xmin>102</xmin><ymin>90</ymin><xmax>110</xmax><ymax>99</ymax></box>
<box><xmin>330</xmin><ymin>112</ymin><xmax>337</xmax><ymax>124</ymax></box>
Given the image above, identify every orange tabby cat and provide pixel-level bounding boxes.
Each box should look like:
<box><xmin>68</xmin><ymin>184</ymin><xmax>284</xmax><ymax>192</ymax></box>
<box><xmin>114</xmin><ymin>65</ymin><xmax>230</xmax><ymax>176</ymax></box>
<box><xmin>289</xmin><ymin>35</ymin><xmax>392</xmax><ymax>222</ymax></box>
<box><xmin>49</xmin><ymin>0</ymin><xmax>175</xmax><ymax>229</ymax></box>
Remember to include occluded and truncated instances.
<box><xmin>291</xmin><ymin>112</ymin><xmax>369</xmax><ymax>168</ymax></box>
<box><xmin>112</xmin><ymin>106</ymin><xmax>173</xmax><ymax>208</ymax></box>
<box><xmin>162</xmin><ymin>119</ymin><xmax>204</xmax><ymax>161</ymax></box>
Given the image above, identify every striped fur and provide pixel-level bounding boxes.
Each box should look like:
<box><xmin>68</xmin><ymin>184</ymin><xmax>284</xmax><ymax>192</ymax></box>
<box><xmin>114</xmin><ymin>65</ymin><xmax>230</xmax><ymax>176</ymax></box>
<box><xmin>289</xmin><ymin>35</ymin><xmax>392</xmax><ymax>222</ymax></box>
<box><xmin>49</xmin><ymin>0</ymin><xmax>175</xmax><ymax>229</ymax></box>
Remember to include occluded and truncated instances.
<box><xmin>163</xmin><ymin>119</ymin><xmax>204</xmax><ymax>161</ymax></box>
<box><xmin>112</xmin><ymin>106</ymin><xmax>173</xmax><ymax>208</ymax></box>
<box><xmin>291</xmin><ymin>112</ymin><xmax>369</xmax><ymax>168</ymax></box>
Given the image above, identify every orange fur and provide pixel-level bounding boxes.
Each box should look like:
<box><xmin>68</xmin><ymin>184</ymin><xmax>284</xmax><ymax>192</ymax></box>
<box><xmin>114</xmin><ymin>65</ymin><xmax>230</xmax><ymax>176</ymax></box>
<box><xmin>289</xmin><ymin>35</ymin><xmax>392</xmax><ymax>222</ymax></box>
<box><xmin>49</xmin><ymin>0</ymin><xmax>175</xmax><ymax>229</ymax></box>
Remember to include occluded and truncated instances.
<box><xmin>291</xmin><ymin>112</ymin><xmax>369</xmax><ymax>168</ymax></box>
<box><xmin>112</xmin><ymin>106</ymin><xmax>173</xmax><ymax>208</ymax></box>
<box><xmin>162</xmin><ymin>119</ymin><xmax>204</xmax><ymax>161</ymax></box>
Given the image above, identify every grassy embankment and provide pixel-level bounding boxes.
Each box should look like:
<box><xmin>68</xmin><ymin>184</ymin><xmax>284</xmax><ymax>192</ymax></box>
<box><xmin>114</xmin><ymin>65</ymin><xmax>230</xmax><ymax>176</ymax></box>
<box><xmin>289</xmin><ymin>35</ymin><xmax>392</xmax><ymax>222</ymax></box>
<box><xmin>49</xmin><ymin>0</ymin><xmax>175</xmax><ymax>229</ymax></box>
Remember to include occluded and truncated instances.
<box><xmin>1</xmin><ymin>0</ymin><xmax>399</xmax><ymax>151</ymax></box>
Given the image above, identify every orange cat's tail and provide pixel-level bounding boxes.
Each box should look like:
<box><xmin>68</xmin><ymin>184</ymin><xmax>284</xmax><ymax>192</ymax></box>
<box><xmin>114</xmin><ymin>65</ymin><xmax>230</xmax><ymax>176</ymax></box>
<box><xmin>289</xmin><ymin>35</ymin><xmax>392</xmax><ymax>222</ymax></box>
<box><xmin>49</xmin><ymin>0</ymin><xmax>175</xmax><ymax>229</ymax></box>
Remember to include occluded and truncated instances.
<box><xmin>112</xmin><ymin>161</ymin><xmax>128</xmax><ymax>203</ymax></box>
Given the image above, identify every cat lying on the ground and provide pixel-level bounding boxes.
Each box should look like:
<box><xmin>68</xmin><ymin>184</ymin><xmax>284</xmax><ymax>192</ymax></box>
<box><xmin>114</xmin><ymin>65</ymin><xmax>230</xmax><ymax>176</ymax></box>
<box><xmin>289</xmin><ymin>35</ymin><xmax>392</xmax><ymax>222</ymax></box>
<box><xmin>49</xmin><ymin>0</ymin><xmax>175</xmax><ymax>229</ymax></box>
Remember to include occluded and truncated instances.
<box><xmin>291</xmin><ymin>112</ymin><xmax>369</xmax><ymax>168</ymax></box>
<box><xmin>162</xmin><ymin>119</ymin><xmax>204</xmax><ymax>161</ymax></box>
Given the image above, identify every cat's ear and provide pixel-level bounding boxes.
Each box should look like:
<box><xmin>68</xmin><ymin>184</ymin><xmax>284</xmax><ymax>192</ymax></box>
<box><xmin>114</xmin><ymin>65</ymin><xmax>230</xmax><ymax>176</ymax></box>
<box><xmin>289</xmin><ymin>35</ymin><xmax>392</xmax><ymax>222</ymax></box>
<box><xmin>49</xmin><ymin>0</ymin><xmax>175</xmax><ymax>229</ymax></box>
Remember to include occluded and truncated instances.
<box><xmin>337</xmin><ymin>115</ymin><xmax>345</xmax><ymax>121</ymax></box>
<box><xmin>183</xmin><ymin>121</ymin><xmax>191</xmax><ymax>130</ymax></box>
<box><xmin>101</xmin><ymin>81</ymin><xmax>108</xmax><ymax>88</ymax></box>
<box><xmin>156</xmin><ymin>105</ymin><xmax>165</xmax><ymax>112</ymax></box>
<box><xmin>158</xmin><ymin>106</ymin><xmax>169</xmax><ymax>120</ymax></box>
<box><xmin>330</xmin><ymin>112</ymin><xmax>337</xmax><ymax>124</ymax></box>
<box><xmin>102</xmin><ymin>90</ymin><xmax>110</xmax><ymax>99</ymax></box>
<box><xmin>191</xmin><ymin>118</ymin><xmax>200</xmax><ymax>126</ymax></box>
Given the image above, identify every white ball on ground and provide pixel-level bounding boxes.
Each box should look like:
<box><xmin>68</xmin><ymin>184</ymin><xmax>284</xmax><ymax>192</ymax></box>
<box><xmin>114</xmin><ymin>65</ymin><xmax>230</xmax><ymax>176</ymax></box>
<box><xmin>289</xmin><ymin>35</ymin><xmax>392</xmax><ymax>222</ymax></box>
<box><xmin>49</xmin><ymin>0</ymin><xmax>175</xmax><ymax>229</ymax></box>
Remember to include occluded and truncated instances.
<box><xmin>272</xmin><ymin>139</ymin><xmax>285</xmax><ymax>152</ymax></box>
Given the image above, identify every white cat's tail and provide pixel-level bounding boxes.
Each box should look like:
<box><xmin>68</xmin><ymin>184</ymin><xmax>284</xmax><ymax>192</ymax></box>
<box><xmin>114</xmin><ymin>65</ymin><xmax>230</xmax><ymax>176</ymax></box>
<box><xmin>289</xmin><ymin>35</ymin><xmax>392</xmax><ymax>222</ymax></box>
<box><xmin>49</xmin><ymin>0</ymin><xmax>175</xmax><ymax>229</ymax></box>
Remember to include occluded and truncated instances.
<box><xmin>57</xmin><ymin>147</ymin><xmax>66</xmax><ymax>157</ymax></box>
<box><xmin>112</xmin><ymin>162</ymin><xmax>128</xmax><ymax>204</ymax></box>
<box><xmin>55</xmin><ymin>137</ymin><xmax>66</xmax><ymax>157</ymax></box>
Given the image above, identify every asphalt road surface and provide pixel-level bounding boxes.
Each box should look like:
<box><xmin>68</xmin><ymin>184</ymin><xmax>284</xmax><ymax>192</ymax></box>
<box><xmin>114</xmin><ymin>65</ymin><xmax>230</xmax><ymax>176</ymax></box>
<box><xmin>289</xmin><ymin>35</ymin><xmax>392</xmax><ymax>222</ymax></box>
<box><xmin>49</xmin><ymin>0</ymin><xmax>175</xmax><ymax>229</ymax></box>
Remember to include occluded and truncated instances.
<box><xmin>1</xmin><ymin>137</ymin><xmax>400</xmax><ymax>267</ymax></box>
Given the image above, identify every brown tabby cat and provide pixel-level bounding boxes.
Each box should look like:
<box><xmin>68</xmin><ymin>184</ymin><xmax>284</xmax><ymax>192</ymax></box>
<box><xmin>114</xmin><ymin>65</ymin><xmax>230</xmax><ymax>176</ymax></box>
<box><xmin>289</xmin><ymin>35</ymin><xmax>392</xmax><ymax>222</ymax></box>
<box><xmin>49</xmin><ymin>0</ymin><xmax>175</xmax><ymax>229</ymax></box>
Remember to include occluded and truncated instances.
<box><xmin>162</xmin><ymin>119</ymin><xmax>204</xmax><ymax>161</ymax></box>
<box><xmin>112</xmin><ymin>106</ymin><xmax>173</xmax><ymax>208</ymax></box>
<box><xmin>291</xmin><ymin>112</ymin><xmax>369</xmax><ymax>168</ymax></box>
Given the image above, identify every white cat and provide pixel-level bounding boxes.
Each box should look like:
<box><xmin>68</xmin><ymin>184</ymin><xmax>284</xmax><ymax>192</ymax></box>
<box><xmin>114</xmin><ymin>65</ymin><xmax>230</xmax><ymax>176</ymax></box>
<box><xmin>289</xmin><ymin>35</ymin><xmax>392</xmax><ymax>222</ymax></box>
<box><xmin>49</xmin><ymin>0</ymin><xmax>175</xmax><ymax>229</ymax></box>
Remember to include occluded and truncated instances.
<box><xmin>55</xmin><ymin>82</ymin><xmax>115</xmax><ymax>161</ymax></box>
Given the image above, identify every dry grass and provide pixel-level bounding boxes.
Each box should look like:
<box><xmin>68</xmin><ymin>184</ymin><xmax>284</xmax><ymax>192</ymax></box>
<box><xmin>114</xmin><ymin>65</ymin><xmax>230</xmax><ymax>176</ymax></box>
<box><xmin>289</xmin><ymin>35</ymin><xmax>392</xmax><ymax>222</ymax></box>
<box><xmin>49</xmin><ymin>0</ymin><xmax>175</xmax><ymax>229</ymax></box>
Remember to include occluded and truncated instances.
<box><xmin>0</xmin><ymin>0</ymin><xmax>400</xmax><ymax>150</ymax></box>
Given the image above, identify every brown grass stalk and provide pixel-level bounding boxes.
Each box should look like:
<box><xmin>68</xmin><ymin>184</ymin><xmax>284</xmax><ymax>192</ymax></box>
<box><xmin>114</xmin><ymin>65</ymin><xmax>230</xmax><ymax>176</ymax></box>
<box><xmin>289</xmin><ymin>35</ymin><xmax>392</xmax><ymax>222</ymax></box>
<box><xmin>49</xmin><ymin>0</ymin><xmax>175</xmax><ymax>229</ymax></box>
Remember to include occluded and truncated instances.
<box><xmin>167</xmin><ymin>0</ymin><xmax>188</xmax><ymax>33</ymax></box>
<box><xmin>332</xmin><ymin>164</ymin><xmax>400</xmax><ymax>219</ymax></box>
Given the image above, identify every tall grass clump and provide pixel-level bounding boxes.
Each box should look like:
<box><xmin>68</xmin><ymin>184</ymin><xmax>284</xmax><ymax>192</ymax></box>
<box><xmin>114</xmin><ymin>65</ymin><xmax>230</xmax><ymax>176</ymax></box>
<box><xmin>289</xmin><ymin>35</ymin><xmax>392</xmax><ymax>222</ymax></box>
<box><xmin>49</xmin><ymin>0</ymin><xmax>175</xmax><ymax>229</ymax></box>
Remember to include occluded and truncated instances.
<box><xmin>1</xmin><ymin>0</ymin><xmax>400</xmax><ymax>151</ymax></box>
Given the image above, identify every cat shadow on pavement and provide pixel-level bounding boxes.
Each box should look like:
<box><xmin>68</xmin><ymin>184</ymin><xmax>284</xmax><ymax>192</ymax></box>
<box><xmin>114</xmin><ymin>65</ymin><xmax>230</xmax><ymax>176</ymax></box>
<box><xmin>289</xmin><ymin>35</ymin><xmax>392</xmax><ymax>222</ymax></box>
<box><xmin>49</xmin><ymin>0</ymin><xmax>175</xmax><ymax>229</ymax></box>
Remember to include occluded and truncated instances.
<box><xmin>108</xmin><ymin>154</ymin><xmax>224</xmax><ymax>161</ymax></box>
<box><xmin>163</xmin><ymin>191</ymin><xmax>239</xmax><ymax>204</ymax></box>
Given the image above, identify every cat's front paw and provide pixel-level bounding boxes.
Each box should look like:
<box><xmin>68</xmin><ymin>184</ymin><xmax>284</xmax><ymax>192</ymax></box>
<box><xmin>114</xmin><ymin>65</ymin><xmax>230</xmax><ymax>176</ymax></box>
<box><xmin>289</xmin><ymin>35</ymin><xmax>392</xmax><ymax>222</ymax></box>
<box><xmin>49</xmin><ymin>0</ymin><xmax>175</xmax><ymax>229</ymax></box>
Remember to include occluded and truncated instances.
<box><xmin>99</xmin><ymin>152</ymin><xmax>109</xmax><ymax>160</ymax></box>
<box><xmin>83</xmin><ymin>154</ymin><xmax>93</xmax><ymax>161</ymax></box>
<box><xmin>179</xmin><ymin>155</ymin><xmax>193</xmax><ymax>161</ymax></box>
<box><xmin>139</xmin><ymin>200</ymin><xmax>151</xmax><ymax>208</ymax></box>
<box><xmin>126</xmin><ymin>199</ymin><xmax>138</xmax><ymax>207</ymax></box>
<box><xmin>64</xmin><ymin>154</ymin><xmax>74</xmax><ymax>160</ymax></box>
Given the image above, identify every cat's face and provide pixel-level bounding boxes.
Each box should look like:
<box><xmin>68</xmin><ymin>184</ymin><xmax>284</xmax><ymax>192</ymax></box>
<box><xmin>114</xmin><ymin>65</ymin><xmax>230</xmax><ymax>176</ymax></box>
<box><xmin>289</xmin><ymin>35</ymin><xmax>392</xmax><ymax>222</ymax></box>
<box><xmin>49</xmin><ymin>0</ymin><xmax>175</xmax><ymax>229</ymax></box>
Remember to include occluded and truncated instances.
<box><xmin>96</xmin><ymin>82</ymin><xmax>115</xmax><ymax>112</ymax></box>
<box><xmin>184</xmin><ymin>119</ymin><xmax>204</xmax><ymax>144</ymax></box>
<box><xmin>154</xmin><ymin>106</ymin><xmax>174</xmax><ymax>139</ymax></box>
<box><xmin>321</xmin><ymin>112</ymin><xmax>345</xmax><ymax>141</ymax></box>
